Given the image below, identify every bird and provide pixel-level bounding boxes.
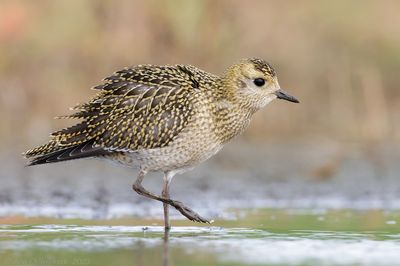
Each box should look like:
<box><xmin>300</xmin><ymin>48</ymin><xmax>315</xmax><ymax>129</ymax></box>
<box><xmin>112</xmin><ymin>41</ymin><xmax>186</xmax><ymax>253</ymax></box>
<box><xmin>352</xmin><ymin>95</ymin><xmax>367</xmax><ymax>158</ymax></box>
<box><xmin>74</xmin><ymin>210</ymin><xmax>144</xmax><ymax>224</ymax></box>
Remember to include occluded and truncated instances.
<box><xmin>24</xmin><ymin>58</ymin><xmax>299</xmax><ymax>229</ymax></box>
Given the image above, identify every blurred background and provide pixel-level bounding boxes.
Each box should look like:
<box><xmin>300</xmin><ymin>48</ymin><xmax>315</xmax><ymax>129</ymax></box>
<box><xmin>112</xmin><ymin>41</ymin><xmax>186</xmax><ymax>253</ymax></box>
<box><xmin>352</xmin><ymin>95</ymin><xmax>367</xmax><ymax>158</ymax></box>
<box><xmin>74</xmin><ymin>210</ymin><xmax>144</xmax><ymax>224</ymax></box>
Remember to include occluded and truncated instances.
<box><xmin>2</xmin><ymin>0</ymin><xmax>400</xmax><ymax>146</ymax></box>
<box><xmin>1</xmin><ymin>1</ymin><xmax>400</xmax><ymax>265</ymax></box>
<box><xmin>0</xmin><ymin>0</ymin><xmax>399</xmax><ymax>218</ymax></box>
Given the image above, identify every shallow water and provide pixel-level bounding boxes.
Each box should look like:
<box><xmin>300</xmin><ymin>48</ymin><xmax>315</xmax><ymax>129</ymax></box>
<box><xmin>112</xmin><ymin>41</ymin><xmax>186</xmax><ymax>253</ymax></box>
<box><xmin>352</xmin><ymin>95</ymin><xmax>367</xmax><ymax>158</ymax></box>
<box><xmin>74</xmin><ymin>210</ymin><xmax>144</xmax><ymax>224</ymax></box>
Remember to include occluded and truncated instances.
<box><xmin>1</xmin><ymin>142</ymin><xmax>400</xmax><ymax>265</ymax></box>
<box><xmin>1</xmin><ymin>209</ymin><xmax>399</xmax><ymax>266</ymax></box>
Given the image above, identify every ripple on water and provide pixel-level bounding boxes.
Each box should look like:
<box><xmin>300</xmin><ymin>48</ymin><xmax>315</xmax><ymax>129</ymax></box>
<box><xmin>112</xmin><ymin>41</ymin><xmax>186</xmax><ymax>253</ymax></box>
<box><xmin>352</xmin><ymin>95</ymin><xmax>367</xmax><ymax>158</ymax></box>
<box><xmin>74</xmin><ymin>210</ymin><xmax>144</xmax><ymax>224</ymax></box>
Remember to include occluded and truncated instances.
<box><xmin>1</xmin><ymin>225</ymin><xmax>400</xmax><ymax>266</ymax></box>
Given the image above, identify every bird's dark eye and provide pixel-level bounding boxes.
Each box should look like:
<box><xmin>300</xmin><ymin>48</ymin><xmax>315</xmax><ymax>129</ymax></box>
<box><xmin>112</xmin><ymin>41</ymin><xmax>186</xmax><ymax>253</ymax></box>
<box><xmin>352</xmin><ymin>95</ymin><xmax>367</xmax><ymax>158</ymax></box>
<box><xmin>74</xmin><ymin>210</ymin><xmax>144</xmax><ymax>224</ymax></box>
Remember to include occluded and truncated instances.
<box><xmin>253</xmin><ymin>78</ymin><xmax>265</xmax><ymax>87</ymax></box>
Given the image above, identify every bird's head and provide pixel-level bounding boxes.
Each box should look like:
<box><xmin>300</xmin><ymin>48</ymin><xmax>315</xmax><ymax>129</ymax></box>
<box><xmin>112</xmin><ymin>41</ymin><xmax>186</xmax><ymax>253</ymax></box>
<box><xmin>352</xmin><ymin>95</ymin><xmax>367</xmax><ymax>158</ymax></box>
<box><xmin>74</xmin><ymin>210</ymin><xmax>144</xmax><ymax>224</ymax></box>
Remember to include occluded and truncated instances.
<box><xmin>222</xmin><ymin>58</ymin><xmax>299</xmax><ymax>111</ymax></box>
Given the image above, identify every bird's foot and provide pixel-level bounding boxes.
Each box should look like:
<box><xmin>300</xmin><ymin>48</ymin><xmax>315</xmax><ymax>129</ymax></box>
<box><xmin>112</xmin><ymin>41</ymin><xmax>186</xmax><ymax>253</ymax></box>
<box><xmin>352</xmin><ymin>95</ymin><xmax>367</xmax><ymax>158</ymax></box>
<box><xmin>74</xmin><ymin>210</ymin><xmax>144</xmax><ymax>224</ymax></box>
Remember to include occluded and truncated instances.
<box><xmin>171</xmin><ymin>200</ymin><xmax>213</xmax><ymax>224</ymax></box>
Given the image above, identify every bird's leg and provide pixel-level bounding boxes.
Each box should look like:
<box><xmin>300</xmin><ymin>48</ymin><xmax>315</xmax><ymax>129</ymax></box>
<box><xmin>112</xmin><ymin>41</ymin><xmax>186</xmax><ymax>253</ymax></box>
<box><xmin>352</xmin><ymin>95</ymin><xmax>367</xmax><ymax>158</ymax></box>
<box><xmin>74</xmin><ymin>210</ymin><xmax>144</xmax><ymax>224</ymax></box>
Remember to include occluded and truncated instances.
<box><xmin>162</xmin><ymin>172</ymin><xmax>173</xmax><ymax>230</ymax></box>
<box><xmin>132</xmin><ymin>170</ymin><xmax>212</xmax><ymax>224</ymax></box>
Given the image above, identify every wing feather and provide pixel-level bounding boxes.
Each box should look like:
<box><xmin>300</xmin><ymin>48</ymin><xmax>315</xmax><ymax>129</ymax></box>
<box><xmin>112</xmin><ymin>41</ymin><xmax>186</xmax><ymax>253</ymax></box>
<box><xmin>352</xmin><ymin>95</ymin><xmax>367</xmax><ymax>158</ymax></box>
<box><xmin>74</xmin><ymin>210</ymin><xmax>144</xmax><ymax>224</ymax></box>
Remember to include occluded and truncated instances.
<box><xmin>26</xmin><ymin>64</ymin><xmax>199</xmax><ymax>163</ymax></box>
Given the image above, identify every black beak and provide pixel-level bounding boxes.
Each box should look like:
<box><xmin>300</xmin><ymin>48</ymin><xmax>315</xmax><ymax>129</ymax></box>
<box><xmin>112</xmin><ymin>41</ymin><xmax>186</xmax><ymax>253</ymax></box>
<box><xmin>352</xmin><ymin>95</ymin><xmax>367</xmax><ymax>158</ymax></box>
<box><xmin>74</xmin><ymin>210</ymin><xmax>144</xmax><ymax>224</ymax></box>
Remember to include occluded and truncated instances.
<box><xmin>275</xmin><ymin>89</ymin><xmax>299</xmax><ymax>103</ymax></box>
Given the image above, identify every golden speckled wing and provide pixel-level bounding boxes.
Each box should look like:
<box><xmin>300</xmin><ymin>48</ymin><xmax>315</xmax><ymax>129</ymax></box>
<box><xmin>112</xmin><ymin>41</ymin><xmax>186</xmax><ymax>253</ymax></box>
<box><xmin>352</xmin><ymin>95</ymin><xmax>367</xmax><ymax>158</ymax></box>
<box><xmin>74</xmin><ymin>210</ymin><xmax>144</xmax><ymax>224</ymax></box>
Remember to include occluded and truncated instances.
<box><xmin>38</xmin><ymin>65</ymin><xmax>200</xmax><ymax>155</ymax></box>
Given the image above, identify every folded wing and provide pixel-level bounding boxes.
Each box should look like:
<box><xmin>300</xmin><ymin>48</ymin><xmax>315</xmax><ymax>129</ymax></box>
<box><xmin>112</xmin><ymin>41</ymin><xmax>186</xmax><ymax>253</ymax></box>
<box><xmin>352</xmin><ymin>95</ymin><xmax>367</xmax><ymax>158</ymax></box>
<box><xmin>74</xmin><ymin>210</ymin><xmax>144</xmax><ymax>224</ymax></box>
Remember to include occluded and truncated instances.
<box><xmin>25</xmin><ymin>65</ymin><xmax>198</xmax><ymax>165</ymax></box>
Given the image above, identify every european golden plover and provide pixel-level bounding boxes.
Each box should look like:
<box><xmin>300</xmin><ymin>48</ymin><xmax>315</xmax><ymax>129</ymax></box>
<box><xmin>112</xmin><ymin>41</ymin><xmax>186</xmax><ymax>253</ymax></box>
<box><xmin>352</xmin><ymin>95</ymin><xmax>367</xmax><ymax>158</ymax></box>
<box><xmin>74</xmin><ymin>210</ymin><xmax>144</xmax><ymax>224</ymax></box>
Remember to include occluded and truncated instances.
<box><xmin>25</xmin><ymin>58</ymin><xmax>299</xmax><ymax>229</ymax></box>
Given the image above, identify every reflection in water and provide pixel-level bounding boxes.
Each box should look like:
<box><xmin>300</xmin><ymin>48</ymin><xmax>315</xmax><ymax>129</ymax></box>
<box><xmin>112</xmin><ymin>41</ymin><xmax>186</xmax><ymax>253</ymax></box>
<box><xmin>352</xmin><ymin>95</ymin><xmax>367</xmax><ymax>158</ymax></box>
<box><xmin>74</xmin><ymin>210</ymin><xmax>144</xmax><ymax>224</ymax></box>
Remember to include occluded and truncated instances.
<box><xmin>163</xmin><ymin>229</ymin><xmax>170</xmax><ymax>266</ymax></box>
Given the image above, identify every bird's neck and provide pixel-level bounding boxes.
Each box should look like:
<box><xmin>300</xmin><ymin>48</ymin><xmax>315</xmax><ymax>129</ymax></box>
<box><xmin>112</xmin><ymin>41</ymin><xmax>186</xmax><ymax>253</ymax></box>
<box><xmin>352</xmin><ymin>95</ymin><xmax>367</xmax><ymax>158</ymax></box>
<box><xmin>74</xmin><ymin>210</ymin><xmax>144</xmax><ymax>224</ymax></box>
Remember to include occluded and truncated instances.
<box><xmin>211</xmin><ymin>96</ymin><xmax>255</xmax><ymax>144</ymax></box>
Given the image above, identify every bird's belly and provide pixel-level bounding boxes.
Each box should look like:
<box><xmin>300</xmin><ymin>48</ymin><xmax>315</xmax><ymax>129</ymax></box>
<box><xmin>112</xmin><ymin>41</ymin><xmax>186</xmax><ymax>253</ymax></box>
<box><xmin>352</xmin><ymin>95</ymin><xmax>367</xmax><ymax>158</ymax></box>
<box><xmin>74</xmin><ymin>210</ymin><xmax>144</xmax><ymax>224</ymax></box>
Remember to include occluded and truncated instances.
<box><xmin>105</xmin><ymin>126</ymin><xmax>223</xmax><ymax>173</ymax></box>
<box><xmin>134</xmin><ymin>135</ymin><xmax>223</xmax><ymax>173</ymax></box>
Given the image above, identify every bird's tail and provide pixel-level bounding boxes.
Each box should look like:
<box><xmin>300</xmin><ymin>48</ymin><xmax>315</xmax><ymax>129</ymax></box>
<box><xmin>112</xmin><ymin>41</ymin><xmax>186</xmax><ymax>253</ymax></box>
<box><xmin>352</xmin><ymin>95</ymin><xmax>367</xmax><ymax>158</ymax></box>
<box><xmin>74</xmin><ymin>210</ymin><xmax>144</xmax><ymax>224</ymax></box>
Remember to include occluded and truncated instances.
<box><xmin>24</xmin><ymin>139</ymin><xmax>110</xmax><ymax>166</ymax></box>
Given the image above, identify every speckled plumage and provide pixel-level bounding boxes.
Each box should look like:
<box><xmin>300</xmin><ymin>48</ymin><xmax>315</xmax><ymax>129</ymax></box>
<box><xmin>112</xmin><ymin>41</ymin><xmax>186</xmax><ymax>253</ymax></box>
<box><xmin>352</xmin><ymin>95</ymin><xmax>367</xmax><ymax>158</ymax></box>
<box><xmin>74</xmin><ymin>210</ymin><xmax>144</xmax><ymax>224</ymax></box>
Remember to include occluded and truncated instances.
<box><xmin>25</xmin><ymin>58</ymin><xmax>298</xmax><ymax>226</ymax></box>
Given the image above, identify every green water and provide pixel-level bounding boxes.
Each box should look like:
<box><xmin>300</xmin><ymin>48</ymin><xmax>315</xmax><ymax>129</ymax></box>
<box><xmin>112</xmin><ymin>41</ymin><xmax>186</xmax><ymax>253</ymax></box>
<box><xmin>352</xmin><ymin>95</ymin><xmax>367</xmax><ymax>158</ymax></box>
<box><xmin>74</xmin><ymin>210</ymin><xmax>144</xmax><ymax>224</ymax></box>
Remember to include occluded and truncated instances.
<box><xmin>1</xmin><ymin>209</ymin><xmax>400</xmax><ymax>266</ymax></box>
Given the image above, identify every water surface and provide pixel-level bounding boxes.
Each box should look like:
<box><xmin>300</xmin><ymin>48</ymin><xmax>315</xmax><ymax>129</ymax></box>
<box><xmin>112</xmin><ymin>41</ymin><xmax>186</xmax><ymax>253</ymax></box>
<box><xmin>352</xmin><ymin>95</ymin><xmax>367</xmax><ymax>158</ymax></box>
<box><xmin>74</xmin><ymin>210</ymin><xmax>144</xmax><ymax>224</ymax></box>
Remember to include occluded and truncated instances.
<box><xmin>1</xmin><ymin>209</ymin><xmax>399</xmax><ymax>266</ymax></box>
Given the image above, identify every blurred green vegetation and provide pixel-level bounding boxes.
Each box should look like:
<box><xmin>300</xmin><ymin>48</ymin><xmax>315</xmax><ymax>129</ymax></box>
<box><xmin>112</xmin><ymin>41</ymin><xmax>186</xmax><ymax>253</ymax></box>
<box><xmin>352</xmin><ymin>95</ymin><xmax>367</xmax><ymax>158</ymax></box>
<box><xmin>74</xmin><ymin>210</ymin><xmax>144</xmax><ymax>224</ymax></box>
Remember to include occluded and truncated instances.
<box><xmin>1</xmin><ymin>0</ymin><xmax>399</xmax><ymax>149</ymax></box>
